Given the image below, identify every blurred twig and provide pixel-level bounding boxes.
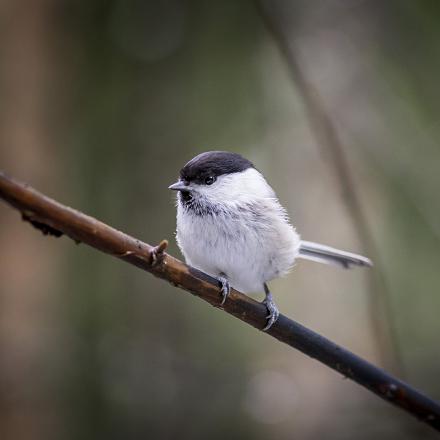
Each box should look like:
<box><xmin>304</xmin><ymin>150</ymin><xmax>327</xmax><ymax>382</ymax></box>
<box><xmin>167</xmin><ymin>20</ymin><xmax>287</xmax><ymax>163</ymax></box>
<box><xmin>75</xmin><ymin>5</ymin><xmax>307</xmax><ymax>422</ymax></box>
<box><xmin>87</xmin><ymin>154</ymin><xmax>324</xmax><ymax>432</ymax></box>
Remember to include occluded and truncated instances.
<box><xmin>1</xmin><ymin>171</ymin><xmax>439</xmax><ymax>431</ymax></box>
<box><xmin>255</xmin><ymin>1</ymin><xmax>404</xmax><ymax>376</ymax></box>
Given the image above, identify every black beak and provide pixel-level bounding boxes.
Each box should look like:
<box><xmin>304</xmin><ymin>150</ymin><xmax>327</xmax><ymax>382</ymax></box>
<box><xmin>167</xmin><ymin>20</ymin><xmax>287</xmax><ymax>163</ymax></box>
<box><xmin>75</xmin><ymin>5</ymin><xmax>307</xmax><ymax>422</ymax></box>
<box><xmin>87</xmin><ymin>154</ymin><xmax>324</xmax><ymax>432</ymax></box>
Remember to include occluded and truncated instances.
<box><xmin>168</xmin><ymin>180</ymin><xmax>190</xmax><ymax>191</ymax></box>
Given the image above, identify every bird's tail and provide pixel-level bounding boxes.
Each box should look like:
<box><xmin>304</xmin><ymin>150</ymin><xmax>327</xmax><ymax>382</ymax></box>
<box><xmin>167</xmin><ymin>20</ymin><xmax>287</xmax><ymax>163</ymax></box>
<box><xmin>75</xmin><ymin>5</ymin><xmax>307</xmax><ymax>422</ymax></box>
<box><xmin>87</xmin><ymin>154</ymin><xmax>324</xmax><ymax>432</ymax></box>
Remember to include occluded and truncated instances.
<box><xmin>298</xmin><ymin>240</ymin><xmax>372</xmax><ymax>269</ymax></box>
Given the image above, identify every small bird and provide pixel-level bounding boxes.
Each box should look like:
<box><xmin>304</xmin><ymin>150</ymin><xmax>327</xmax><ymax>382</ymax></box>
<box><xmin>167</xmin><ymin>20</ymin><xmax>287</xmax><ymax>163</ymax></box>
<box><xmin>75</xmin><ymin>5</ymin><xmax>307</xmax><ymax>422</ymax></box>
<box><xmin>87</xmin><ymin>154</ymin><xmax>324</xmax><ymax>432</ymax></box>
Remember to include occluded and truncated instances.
<box><xmin>169</xmin><ymin>151</ymin><xmax>372</xmax><ymax>330</ymax></box>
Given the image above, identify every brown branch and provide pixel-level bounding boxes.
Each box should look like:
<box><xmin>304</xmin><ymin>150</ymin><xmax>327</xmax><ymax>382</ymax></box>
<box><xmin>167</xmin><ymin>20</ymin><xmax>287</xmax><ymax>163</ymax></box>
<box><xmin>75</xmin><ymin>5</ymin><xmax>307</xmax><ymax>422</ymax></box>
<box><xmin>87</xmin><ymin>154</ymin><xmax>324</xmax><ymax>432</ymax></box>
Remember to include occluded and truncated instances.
<box><xmin>0</xmin><ymin>170</ymin><xmax>439</xmax><ymax>432</ymax></box>
<box><xmin>254</xmin><ymin>0</ymin><xmax>404</xmax><ymax>376</ymax></box>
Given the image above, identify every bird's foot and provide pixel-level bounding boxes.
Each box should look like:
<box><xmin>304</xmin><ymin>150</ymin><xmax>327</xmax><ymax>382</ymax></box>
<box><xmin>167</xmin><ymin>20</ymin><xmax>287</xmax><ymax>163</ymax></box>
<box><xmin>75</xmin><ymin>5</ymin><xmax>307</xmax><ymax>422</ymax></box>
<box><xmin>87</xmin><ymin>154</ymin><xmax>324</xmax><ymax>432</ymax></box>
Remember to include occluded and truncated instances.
<box><xmin>262</xmin><ymin>286</ymin><xmax>279</xmax><ymax>331</ymax></box>
<box><xmin>218</xmin><ymin>274</ymin><xmax>230</xmax><ymax>306</ymax></box>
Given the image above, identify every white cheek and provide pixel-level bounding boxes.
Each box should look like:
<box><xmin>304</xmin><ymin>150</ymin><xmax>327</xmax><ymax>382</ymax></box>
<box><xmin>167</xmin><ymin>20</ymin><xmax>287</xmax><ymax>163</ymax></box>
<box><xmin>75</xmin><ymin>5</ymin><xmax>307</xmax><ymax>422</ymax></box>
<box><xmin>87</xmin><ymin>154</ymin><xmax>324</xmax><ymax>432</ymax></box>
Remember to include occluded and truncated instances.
<box><xmin>195</xmin><ymin>169</ymin><xmax>275</xmax><ymax>203</ymax></box>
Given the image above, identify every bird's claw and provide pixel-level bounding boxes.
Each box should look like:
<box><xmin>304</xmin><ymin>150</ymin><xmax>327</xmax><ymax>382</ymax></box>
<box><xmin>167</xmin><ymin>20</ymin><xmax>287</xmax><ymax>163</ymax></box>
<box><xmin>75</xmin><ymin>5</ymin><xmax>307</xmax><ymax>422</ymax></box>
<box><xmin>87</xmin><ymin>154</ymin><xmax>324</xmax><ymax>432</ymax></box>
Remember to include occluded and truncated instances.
<box><xmin>218</xmin><ymin>275</ymin><xmax>230</xmax><ymax>306</ymax></box>
<box><xmin>262</xmin><ymin>295</ymin><xmax>279</xmax><ymax>331</ymax></box>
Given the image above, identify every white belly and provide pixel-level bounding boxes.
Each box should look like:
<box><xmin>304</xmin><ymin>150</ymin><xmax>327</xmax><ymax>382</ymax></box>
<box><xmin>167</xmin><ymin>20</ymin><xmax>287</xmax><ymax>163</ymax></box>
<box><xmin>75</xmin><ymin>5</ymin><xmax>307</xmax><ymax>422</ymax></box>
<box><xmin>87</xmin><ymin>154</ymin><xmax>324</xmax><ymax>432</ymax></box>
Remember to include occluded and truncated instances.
<box><xmin>176</xmin><ymin>203</ymin><xmax>300</xmax><ymax>293</ymax></box>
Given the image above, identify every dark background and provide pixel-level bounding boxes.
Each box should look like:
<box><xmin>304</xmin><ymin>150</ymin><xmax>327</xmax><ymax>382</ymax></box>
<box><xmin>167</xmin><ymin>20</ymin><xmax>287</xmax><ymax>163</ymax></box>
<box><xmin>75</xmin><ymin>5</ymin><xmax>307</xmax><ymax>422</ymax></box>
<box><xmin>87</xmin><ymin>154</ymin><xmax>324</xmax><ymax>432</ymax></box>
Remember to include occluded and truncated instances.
<box><xmin>1</xmin><ymin>1</ymin><xmax>440</xmax><ymax>439</ymax></box>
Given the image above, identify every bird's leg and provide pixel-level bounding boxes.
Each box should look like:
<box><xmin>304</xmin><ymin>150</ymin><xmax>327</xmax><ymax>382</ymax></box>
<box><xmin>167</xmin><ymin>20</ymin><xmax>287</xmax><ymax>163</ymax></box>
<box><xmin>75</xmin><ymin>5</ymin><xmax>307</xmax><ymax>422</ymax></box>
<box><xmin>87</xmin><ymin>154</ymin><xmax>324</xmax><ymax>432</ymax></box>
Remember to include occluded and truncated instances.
<box><xmin>217</xmin><ymin>272</ymin><xmax>230</xmax><ymax>306</ymax></box>
<box><xmin>262</xmin><ymin>283</ymin><xmax>279</xmax><ymax>331</ymax></box>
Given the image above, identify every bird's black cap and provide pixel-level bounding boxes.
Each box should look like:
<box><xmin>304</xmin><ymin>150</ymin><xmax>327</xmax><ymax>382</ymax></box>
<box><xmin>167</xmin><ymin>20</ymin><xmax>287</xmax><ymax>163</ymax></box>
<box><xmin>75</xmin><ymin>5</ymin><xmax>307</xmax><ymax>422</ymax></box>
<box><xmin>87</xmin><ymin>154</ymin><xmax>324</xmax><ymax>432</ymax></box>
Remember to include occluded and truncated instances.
<box><xmin>179</xmin><ymin>151</ymin><xmax>254</xmax><ymax>184</ymax></box>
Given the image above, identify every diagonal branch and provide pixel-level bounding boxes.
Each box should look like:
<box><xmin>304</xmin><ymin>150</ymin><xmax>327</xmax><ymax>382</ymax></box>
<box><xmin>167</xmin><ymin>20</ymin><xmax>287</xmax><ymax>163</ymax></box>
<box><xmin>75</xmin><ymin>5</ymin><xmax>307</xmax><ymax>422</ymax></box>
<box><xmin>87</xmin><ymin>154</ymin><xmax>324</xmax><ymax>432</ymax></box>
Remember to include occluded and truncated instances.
<box><xmin>0</xmin><ymin>171</ymin><xmax>439</xmax><ymax>432</ymax></box>
<box><xmin>254</xmin><ymin>0</ymin><xmax>404</xmax><ymax>376</ymax></box>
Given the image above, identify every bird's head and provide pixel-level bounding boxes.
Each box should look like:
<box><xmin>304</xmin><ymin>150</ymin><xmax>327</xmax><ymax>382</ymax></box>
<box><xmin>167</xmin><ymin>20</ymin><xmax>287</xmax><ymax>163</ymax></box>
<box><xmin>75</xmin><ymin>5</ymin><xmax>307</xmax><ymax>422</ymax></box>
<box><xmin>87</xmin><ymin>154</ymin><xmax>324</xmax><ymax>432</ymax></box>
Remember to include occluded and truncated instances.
<box><xmin>168</xmin><ymin>151</ymin><xmax>274</xmax><ymax>212</ymax></box>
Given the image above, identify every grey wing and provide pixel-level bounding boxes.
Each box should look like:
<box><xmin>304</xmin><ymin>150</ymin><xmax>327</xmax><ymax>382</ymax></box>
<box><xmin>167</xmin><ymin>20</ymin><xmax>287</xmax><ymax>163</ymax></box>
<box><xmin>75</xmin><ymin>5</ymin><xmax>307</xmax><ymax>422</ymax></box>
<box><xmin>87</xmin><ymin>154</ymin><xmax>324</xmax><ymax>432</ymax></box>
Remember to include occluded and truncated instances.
<box><xmin>298</xmin><ymin>240</ymin><xmax>372</xmax><ymax>269</ymax></box>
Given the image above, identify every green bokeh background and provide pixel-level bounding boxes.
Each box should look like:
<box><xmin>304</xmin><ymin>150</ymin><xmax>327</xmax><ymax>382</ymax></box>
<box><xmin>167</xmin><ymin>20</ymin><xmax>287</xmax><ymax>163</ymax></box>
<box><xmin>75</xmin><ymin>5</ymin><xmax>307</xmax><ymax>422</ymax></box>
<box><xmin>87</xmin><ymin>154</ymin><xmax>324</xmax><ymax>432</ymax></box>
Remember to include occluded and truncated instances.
<box><xmin>1</xmin><ymin>1</ymin><xmax>440</xmax><ymax>439</ymax></box>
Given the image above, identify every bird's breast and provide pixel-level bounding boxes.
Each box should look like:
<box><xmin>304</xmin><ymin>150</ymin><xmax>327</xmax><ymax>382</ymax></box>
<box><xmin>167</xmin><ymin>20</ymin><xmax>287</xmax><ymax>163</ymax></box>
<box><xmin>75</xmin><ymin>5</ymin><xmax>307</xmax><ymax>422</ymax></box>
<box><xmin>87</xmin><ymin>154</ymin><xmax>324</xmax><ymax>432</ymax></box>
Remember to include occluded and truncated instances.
<box><xmin>176</xmin><ymin>201</ymin><xmax>300</xmax><ymax>293</ymax></box>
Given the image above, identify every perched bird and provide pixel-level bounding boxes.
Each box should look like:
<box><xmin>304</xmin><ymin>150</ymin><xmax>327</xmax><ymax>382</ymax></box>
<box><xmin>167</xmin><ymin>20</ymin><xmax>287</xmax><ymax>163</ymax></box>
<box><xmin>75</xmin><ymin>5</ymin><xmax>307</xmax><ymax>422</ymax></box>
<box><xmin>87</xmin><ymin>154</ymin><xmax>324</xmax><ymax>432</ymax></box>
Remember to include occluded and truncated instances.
<box><xmin>169</xmin><ymin>151</ymin><xmax>372</xmax><ymax>330</ymax></box>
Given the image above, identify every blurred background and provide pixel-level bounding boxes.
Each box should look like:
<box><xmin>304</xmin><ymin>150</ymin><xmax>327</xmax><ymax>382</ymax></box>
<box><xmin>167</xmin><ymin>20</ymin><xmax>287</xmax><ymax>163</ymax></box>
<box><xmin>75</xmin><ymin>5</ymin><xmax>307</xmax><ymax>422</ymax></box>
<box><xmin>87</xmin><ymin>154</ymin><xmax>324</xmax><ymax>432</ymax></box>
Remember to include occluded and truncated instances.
<box><xmin>1</xmin><ymin>1</ymin><xmax>440</xmax><ymax>439</ymax></box>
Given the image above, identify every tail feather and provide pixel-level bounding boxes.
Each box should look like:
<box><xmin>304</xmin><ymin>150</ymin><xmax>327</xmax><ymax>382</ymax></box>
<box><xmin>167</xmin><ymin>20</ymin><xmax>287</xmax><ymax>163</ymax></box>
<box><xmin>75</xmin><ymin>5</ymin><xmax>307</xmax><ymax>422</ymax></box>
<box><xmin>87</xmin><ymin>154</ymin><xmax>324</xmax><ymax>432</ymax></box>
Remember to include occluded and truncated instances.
<box><xmin>298</xmin><ymin>240</ymin><xmax>372</xmax><ymax>269</ymax></box>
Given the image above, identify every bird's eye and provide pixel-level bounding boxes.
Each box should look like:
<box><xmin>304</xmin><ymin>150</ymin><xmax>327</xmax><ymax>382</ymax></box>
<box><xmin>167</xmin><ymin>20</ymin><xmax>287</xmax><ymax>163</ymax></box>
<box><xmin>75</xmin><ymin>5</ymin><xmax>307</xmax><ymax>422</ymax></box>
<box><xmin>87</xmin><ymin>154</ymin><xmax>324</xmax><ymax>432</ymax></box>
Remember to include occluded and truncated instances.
<box><xmin>205</xmin><ymin>176</ymin><xmax>216</xmax><ymax>185</ymax></box>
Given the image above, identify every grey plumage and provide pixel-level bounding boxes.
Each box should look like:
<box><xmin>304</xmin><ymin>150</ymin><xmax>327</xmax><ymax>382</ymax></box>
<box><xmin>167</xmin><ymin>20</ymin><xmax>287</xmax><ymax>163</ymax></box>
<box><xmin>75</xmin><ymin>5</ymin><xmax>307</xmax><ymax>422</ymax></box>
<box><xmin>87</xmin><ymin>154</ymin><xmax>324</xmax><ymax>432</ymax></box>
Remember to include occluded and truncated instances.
<box><xmin>169</xmin><ymin>151</ymin><xmax>372</xmax><ymax>330</ymax></box>
<box><xmin>298</xmin><ymin>240</ymin><xmax>372</xmax><ymax>269</ymax></box>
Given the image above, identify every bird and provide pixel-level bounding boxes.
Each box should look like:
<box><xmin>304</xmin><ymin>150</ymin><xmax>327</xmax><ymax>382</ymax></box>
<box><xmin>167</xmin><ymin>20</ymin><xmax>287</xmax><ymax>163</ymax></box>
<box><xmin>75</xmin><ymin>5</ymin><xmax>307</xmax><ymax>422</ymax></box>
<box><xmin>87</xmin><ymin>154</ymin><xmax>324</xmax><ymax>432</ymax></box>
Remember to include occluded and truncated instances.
<box><xmin>169</xmin><ymin>151</ymin><xmax>372</xmax><ymax>330</ymax></box>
